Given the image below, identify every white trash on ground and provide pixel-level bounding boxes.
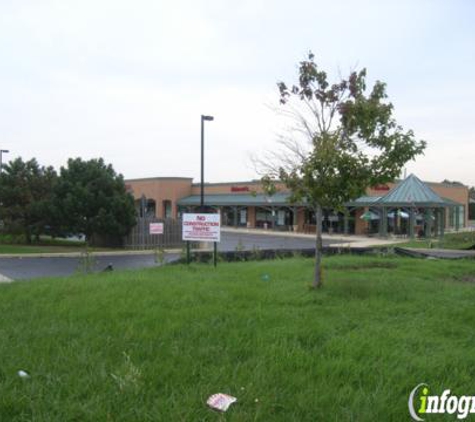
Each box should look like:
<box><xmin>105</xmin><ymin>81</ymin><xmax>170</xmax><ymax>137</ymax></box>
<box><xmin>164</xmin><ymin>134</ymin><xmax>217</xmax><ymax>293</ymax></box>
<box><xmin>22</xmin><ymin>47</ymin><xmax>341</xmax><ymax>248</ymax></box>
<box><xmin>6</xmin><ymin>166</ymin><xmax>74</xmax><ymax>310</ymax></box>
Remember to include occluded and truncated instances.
<box><xmin>206</xmin><ymin>393</ymin><xmax>237</xmax><ymax>412</ymax></box>
<box><xmin>17</xmin><ymin>370</ymin><xmax>30</xmax><ymax>379</ymax></box>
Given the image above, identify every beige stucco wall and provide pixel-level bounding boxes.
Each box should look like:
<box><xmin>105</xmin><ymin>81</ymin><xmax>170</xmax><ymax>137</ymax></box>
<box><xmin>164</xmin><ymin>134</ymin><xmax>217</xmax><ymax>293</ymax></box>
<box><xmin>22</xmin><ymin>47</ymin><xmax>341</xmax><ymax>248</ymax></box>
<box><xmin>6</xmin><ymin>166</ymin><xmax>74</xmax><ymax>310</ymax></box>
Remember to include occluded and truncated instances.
<box><xmin>190</xmin><ymin>181</ymin><xmax>287</xmax><ymax>196</ymax></box>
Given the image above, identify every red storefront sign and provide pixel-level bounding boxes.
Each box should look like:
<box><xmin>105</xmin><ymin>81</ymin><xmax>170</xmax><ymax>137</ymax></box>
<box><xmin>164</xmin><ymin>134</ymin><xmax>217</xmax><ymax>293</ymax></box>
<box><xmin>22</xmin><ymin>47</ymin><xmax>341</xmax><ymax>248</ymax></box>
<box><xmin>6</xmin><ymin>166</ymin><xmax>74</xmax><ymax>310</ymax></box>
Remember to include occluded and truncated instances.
<box><xmin>230</xmin><ymin>186</ymin><xmax>249</xmax><ymax>192</ymax></box>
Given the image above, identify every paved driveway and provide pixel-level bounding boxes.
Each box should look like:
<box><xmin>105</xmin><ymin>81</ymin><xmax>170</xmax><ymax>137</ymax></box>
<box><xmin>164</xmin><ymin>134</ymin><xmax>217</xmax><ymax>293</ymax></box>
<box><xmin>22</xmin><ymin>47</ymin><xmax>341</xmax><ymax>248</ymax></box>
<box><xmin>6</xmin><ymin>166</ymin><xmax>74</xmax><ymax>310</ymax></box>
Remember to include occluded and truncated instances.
<box><xmin>0</xmin><ymin>231</ymin><xmax>335</xmax><ymax>282</ymax></box>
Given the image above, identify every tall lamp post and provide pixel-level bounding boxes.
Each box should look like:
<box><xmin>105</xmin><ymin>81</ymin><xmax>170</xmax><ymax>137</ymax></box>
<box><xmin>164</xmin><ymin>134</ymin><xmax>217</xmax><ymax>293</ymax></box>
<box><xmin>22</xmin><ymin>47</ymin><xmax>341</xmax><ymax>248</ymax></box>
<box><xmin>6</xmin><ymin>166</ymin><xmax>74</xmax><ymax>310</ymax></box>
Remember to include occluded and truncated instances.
<box><xmin>200</xmin><ymin>115</ymin><xmax>214</xmax><ymax>210</ymax></box>
<box><xmin>0</xmin><ymin>149</ymin><xmax>9</xmax><ymax>174</ymax></box>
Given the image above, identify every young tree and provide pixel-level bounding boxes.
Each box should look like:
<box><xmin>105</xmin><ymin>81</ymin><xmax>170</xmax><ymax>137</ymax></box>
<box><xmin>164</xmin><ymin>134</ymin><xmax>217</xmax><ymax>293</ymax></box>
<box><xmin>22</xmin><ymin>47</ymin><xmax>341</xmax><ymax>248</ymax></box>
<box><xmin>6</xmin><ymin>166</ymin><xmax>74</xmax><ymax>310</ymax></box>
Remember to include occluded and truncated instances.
<box><xmin>0</xmin><ymin>158</ymin><xmax>58</xmax><ymax>243</ymax></box>
<box><xmin>54</xmin><ymin>158</ymin><xmax>136</xmax><ymax>245</ymax></box>
<box><xmin>258</xmin><ymin>53</ymin><xmax>426</xmax><ymax>288</ymax></box>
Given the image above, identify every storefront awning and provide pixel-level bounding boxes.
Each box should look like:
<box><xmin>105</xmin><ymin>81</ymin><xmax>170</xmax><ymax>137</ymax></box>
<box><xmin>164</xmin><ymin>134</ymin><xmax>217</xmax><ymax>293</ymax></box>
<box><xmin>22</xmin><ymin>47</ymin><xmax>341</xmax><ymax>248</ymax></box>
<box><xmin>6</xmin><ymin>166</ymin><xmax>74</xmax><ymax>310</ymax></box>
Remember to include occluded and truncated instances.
<box><xmin>360</xmin><ymin>211</ymin><xmax>380</xmax><ymax>221</ymax></box>
<box><xmin>177</xmin><ymin>193</ymin><xmax>294</xmax><ymax>207</ymax></box>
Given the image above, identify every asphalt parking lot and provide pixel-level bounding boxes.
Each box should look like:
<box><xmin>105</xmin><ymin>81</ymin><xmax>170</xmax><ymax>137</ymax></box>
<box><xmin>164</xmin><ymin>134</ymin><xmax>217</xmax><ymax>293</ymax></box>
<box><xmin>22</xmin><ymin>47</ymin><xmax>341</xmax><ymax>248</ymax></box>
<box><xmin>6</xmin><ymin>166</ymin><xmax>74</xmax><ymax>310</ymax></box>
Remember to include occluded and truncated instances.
<box><xmin>216</xmin><ymin>230</ymin><xmax>338</xmax><ymax>251</ymax></box>
<box><xmin>0</xmin><ymin>231</ymin><xmax>338</xmax><ymax>282</ymax></box>
<box><xmin>0</xmin><ymin>253</ymin><xmax>179</xmax><ymax>282</ymax></box>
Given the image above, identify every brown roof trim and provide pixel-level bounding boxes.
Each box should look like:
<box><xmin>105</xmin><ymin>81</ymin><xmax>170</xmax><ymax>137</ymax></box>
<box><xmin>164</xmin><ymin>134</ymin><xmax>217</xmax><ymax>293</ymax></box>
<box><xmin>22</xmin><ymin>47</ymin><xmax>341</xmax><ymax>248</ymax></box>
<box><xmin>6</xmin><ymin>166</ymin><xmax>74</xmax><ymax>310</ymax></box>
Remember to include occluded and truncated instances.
<box><xmin>125</xmin><ymin>177</ymin><xmax>193</xmax><ymax>182</ymax></box>
<box><xmin>191</xmin><ymin>180</ymin><xmax>268</xmax><ymax>187</ymax></box>
<box><xmin>125</xmin><ymin>176</ymin><xmax>467</xmax><ymax>189</ymax></box>
<box><xmin>425</xmin><ymin>181</ymin><xmax>468</xmax><ymax>189</ymax></box>
<box><xmin>379</xmin><ymin>178</ymin><xmax>468</xmax><ymax>189</ymax></box>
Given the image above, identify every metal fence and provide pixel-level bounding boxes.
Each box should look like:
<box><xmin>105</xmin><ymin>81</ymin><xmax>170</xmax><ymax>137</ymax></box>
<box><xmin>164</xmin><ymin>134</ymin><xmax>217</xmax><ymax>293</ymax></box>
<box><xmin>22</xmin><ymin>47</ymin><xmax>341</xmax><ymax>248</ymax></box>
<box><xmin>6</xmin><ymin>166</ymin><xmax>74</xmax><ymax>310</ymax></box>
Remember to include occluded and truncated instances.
<box><xmin>124</xmin><ymin>217</ymin><xmax>183</xmax><ymax>250</ymax></box>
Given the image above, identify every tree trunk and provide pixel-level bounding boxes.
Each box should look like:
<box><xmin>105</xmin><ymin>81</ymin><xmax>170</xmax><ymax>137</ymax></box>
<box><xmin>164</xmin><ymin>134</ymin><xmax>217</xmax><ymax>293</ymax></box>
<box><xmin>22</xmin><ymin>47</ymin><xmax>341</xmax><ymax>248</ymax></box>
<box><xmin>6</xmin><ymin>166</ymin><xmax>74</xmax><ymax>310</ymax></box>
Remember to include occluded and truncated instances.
<box><xmin>25</xmin><ymin>228</ymin><xmax>32</xmax><ymax>245</ymax></box>
<box><xmin>313</xmin><ymin>203</ymin><xmax>323</xmax><ymax>289</ymax></box>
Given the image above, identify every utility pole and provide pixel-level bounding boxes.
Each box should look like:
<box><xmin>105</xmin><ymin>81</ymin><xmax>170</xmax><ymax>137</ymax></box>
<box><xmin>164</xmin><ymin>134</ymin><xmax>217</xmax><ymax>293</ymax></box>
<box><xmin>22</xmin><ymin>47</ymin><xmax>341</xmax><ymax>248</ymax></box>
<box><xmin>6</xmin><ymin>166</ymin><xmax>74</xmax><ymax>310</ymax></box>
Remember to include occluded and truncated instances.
<box><xmin>200</xmin><ymin>115</ymin><xmax>214</xmax><ymax>211</ymax></box>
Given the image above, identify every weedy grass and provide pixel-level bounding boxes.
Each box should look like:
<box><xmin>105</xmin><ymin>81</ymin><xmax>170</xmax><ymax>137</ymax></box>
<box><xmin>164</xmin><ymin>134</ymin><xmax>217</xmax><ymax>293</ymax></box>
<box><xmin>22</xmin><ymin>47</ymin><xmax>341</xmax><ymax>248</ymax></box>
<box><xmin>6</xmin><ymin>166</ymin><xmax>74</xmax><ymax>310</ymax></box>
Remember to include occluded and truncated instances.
<box><xmin>394</xmin><ymin>230</ymin><xmax>475</xmax><ymax>250</ymax></box>
<box><xmin>0</xmin><ymin>243</ymin><xmax>113</xmax><ymax>255</ymax></box>
<box><xmin>0</xmin><ymin>234</ymin><xmax>115</xmax><ymax>254</ymax></box>
<box><xmin>0</xmin><ymin>256</ymin><xmax>475</xmax><ymax>421</ymax></box>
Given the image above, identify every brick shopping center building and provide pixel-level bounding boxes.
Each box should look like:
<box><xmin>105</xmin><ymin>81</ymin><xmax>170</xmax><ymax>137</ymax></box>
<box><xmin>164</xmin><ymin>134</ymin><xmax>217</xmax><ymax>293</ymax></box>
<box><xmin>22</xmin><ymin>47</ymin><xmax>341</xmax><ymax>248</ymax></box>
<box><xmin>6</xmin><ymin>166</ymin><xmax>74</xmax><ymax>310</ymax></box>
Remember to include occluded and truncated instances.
<box><xmin>125</xmin><ymin>174</ymin><xmax>469</xmax><ymax>238</ymax></box>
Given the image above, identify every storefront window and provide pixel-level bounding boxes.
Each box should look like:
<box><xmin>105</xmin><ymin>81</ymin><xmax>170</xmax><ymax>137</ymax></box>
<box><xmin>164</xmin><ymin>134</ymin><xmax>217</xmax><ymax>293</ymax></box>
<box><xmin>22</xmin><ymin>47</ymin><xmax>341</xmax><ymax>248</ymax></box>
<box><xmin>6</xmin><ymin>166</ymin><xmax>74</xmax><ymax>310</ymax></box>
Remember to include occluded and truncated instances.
<box><xmin>163</xmin><ymin>200</ymin><xmax>172</xmax><ymax>219</ymax></box>
<box><xmin>458</xmin><ymin>205</ymin><xmax>465</xmax><ymax>228</ymax></box>
<box><xmin>239</xmin><ymin>209</ymin><xmax>247</xmax><ymax>225</ymax></box>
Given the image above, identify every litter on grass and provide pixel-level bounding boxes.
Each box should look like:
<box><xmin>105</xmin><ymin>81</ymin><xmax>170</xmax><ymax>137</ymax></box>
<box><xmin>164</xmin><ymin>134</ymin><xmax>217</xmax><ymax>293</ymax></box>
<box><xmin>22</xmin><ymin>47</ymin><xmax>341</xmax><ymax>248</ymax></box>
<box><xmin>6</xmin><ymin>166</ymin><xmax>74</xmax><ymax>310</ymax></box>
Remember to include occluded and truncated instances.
<box><xmin>206</xmin><ymin>393</ymin><xmax>237</xmax><ymax>412</ymax></box>
<box><xmin>17</xmin><ymin>370</ymin><xmax>30</xmax><ymax>379</ymax></box>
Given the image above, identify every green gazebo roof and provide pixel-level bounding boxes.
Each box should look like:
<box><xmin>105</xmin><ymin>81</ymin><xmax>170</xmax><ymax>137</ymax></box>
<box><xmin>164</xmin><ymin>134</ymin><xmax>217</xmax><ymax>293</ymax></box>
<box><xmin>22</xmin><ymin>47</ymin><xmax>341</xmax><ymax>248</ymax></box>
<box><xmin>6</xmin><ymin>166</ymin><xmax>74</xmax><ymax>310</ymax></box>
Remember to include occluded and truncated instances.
<box><xmin>375</xmin><ymin>174</ymin><xmax>450</xmax><ymax>206</ymax></box>
<box><xmin>348</xmin><ymin>174</ymin><xmax>462</xmax><ymax>208</ymax></box>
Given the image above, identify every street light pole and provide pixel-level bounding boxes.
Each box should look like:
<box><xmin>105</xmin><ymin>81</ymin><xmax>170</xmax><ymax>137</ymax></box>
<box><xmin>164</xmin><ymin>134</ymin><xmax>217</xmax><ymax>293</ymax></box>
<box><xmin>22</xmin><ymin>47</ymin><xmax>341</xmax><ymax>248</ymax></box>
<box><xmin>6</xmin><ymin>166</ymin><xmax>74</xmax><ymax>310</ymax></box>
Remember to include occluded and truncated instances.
<box><xmin>200</xmin><ymin>115</ymin><xmax>214</xmax><ymax>210</ymax></box>
<box><xmin>0</xmin><ymin>149</ymin><xmax>9</xmax><ymax>174</ymax></box>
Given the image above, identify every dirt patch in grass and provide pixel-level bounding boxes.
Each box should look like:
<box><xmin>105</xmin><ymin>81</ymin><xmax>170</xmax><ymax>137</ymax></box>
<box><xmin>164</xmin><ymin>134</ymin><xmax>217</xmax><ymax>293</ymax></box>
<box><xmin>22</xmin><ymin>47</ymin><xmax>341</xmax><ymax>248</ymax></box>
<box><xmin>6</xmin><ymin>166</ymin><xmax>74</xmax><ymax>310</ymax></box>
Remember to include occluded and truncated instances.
<box><xmin>330</xmin><ymin>262</ymin><xmax>398</xmax><ymax>271</ymax></box>
<box><xmin>454</xmin><ymin>275</ymin><xmax>475</xmax><ymax>283</ymax></box>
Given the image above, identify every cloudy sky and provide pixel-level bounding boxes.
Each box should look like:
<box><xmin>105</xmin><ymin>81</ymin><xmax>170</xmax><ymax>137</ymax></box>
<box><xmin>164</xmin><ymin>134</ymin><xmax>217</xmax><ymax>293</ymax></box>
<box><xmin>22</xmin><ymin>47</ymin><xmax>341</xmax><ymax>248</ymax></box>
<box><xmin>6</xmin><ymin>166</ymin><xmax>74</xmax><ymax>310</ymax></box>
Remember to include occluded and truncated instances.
<box><xmin>1</xmin><ymin>0</ymin><xmax>474</xmax><ymax>186</ymax></box>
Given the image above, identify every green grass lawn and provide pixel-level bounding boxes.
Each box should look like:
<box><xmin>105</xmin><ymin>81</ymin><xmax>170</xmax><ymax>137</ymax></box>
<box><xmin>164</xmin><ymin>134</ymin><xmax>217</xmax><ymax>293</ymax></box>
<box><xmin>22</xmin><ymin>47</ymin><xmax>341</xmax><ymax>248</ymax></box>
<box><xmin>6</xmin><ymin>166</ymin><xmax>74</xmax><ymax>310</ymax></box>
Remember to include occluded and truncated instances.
<box><xmin>1</xmin><ymin>256</ymin><xmax>475</xmax><ymax>421</ymax></box>
<box><xmin>0</xmin><ymin>235</ymin><xmax>115</xmax><ymax>254</ymax></box>
<box><xmin>0</xmin><ymin>244</ymin><xmax>113</xmax><ymax>254</ymax></box>
<box><xmin>395</xmin><ymin>230</ymin><xmax>475</xmax><ymax>250</ymax></box>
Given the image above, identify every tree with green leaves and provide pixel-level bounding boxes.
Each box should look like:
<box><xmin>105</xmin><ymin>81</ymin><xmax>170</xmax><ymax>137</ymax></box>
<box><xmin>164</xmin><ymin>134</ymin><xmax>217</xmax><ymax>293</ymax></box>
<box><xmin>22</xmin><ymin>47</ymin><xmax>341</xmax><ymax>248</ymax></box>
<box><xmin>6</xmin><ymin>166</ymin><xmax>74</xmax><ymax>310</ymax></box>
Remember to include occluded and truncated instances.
<box><xmin>258</xmin><ymin>53</ymin><xmax>426</xmax><ymax>288</ymax></box>
<box><xmin>0</xmin><ymin>157</ymin><xmax>58</xmax><ymax>243</ymax></box>
<box><xmin>54</xmin><ymin>158</ymin><xmax>136</xmax><ymax>245</ymax></box>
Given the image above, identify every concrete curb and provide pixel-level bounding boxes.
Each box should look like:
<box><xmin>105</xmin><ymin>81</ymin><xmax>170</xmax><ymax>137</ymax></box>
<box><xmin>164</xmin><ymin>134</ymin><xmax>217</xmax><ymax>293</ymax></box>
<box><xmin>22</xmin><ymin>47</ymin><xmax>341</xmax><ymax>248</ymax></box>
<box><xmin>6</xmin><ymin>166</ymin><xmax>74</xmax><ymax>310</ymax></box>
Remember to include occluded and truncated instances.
<box><xmin>395</xmin><ymin>247</ymin><xmax>475</xmax><ymax>260</ymax></box>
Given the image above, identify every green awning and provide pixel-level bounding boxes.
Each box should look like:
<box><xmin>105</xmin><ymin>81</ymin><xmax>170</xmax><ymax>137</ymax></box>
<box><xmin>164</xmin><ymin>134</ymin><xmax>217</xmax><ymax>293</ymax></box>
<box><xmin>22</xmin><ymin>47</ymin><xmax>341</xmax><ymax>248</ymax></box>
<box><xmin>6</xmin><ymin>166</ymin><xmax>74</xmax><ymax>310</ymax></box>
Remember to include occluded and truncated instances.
<box><xmin>360</xmin><ymin>211</ymin><xmax>380</xmax><ymax>221</ymax></box>
<box><xmin>346</xmin><ymin>196</ymin><xmax>382</xmax><ymax>207</ymax></box>
<box><xmin>177</xmin><ymin>193</ymin><xmax>294</xmax><ymax>207</ymax></box>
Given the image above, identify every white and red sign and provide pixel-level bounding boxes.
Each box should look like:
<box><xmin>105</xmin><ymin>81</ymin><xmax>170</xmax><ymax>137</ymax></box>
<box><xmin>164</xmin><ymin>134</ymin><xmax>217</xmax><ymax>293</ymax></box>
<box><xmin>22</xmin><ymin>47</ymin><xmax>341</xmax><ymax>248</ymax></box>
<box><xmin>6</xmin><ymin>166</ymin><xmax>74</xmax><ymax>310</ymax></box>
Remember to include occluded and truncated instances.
<box><xmin>182</xmin><ymin>213</ymin><xmax>221</xmax><ymax>242</ymax></box>
<box><xmin>149</xmin><ymin>222</ymin><xmax>164</xmax><ymax>235</ymax></box>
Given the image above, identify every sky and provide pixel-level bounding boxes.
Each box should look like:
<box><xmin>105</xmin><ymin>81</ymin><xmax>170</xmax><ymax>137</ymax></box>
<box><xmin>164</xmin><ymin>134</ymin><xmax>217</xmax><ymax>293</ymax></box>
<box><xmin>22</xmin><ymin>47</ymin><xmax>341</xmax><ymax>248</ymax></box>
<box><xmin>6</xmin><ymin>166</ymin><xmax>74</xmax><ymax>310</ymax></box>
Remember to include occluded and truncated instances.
<box><xmin>0</xmin><ymin>0</ymin><xmax>474</xmax><ymax>186</ymax></box>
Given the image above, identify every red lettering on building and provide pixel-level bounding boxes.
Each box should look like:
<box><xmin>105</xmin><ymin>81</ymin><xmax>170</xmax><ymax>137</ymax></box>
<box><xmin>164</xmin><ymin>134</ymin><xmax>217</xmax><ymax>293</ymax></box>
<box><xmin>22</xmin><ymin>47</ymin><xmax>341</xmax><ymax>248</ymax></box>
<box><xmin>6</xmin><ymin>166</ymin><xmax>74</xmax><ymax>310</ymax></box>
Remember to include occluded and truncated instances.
<box><xmin>231</xmin><ymin>186</ymin><xmax>249</xmax><ymax>192</ymax></box>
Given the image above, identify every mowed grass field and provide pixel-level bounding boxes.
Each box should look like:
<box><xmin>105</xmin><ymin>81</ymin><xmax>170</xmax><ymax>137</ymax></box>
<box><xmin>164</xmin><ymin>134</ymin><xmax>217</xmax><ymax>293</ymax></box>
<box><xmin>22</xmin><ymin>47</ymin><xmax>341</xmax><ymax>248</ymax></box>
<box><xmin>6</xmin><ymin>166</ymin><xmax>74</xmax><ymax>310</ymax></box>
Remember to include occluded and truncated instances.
<box><xmin>1</xmin><ymin>256</ymin><xmax>475</xmax><ymax>421</ymax></box>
